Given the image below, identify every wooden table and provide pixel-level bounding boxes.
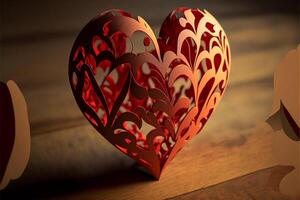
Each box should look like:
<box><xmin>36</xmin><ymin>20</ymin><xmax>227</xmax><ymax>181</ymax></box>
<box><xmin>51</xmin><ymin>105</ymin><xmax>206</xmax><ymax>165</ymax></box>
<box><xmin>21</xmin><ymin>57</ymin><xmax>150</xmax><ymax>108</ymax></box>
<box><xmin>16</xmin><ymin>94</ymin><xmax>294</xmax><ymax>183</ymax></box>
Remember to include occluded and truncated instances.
<box><xmin>0</xmin><ymin>1</ymin><xmax>299</xmax><ymax>199</ymax></box>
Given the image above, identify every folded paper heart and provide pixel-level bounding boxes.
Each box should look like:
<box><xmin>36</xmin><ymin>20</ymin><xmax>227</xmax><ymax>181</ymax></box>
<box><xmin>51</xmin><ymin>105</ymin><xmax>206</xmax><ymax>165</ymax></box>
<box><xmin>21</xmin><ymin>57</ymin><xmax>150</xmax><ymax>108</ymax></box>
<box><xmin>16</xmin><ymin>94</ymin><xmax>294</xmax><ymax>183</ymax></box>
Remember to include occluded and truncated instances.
<box><xmin>69</xmin><ymin>8</ymin><xmax>231</xmax><ymax>179</ymax></box>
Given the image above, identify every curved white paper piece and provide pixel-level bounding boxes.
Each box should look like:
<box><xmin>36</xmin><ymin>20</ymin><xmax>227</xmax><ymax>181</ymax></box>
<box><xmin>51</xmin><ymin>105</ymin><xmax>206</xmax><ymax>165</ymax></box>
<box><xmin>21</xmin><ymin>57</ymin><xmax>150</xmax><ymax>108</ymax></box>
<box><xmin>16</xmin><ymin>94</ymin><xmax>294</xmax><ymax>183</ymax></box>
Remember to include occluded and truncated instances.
<box><xmin>267</xmin><ymin>44</ymin><xmax>300</xmax><ymax>197</ymax></box>
<box><xmin>267</xmin><ymin>44</ymin><xmax>300</xmax><ymax>135</ymax></box>
<box><xmin>0</xmin><ymin>81</ymin><xmax>31</xmax><ymax>190</ymax></box>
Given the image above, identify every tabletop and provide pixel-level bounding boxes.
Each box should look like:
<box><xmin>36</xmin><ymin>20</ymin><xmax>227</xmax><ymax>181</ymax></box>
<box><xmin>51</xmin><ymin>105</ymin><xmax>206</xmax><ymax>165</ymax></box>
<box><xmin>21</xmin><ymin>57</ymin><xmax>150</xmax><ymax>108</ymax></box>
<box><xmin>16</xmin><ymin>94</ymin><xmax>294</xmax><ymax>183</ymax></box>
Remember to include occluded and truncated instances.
<box><xmin>0</xmin><ymin>0</ymin><xmax>299</xmax><ymax>199</ymax></box>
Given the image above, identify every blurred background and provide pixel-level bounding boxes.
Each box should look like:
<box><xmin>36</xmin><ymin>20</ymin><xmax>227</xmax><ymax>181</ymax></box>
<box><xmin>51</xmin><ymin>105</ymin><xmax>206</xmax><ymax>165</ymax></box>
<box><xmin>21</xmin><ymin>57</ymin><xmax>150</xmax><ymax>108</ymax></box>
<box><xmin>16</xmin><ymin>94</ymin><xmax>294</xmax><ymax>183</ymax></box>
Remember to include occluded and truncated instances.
<box><xmin>0</xmin><ymin>0</ymin><xmax>299</xmax><ymax>199</ymax></box>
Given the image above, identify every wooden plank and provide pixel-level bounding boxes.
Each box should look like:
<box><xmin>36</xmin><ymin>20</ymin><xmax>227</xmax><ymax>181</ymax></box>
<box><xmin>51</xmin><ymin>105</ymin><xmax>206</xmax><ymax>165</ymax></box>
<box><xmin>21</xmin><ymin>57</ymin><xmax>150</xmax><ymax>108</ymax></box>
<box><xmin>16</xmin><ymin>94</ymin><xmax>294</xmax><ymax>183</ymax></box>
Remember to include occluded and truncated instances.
<box><xmin>0</xmin><ymin>2</ymin><xmax>298</xmax><ymax>199</ymax></box>
<box><xmin>2</xmin><ymin>122</ymin><xmax>277</xmax><ymax>199</ymax></box>
<box><xmin>2</xmin><ymin>0</ymin><xmax>285</xmax><ymax>40</ymax></box>
<box><xmin>2</xmin><ymin>15</ymin><xmax>297</xmax><ymax>86</ymax></box>
<box><xmin>1</xmin><ymin>64</ymin><xmax>274</xmax><ymax>137</ymax></box>
<box><xmin>169</xmin><ymin>166</ymin><xmax>296</xmax><ymax>200</ymax></box>
<box><xmin>0</xmin><ymin>13</ymin><xmax>297</xmax><ymax>135</ymax></box>
<box><xmin>1</xmin><ymin>41</ymin><xmax>294</xmax><ymax>136</ymax></box>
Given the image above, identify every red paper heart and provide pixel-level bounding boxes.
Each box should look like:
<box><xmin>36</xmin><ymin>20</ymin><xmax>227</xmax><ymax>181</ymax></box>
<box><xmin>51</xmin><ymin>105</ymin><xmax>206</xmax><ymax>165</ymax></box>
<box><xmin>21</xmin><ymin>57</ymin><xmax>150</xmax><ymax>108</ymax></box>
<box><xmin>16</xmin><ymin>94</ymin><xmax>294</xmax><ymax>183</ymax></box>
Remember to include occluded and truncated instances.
<box><xmin>69</xmin><ymin>8</ymin><xmax>231</xmax><ymax>179</ymax></box>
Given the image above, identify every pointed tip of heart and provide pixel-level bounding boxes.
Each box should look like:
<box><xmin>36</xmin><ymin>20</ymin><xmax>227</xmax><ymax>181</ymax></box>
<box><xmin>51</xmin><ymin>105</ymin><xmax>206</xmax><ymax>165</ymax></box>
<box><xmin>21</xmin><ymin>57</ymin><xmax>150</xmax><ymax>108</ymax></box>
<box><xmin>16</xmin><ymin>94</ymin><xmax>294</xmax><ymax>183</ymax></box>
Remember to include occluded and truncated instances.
<box><xmin>153</xmin><ymin>171</ymin><xmax>162</xmax><ymax>180</ymax></box>
<box><xmin>156</xmin><ymin>175</ymin><xmax>162</xmax><ymax>180</ymax></box>
<box><xmin>135</xmin><ymin>163</ymin><xmax>162</xmax><ymax>180</ymax></box>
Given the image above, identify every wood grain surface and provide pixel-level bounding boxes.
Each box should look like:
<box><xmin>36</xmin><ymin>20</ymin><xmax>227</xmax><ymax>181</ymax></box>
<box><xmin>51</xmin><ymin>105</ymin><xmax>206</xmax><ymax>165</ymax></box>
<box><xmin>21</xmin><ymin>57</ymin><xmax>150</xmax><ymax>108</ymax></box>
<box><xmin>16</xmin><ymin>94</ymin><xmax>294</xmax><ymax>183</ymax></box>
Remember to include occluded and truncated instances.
<box><xmin>1</xmin><ymin>123</ymin><xmax>279</xmax><ymax>199</ymax></box>
<box><xmin>170</xmin><ymin>166</ymin><xmax>297</xmax><ymax>200</ymax></box>
<box><xmin>0</xmin><ymin>0</ymin><xmax>299</xmax><ymax>199</ymax></box>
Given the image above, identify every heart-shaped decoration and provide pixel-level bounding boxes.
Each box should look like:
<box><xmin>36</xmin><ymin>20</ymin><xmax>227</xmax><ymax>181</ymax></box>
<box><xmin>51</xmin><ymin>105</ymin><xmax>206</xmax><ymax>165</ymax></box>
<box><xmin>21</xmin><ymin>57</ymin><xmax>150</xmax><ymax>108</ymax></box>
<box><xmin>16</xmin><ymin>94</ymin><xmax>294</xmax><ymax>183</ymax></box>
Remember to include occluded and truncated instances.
<box><xmin>69</xmin><ymin>8</ymin><xmax>231</xmax><ymax>179</ymax></box>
